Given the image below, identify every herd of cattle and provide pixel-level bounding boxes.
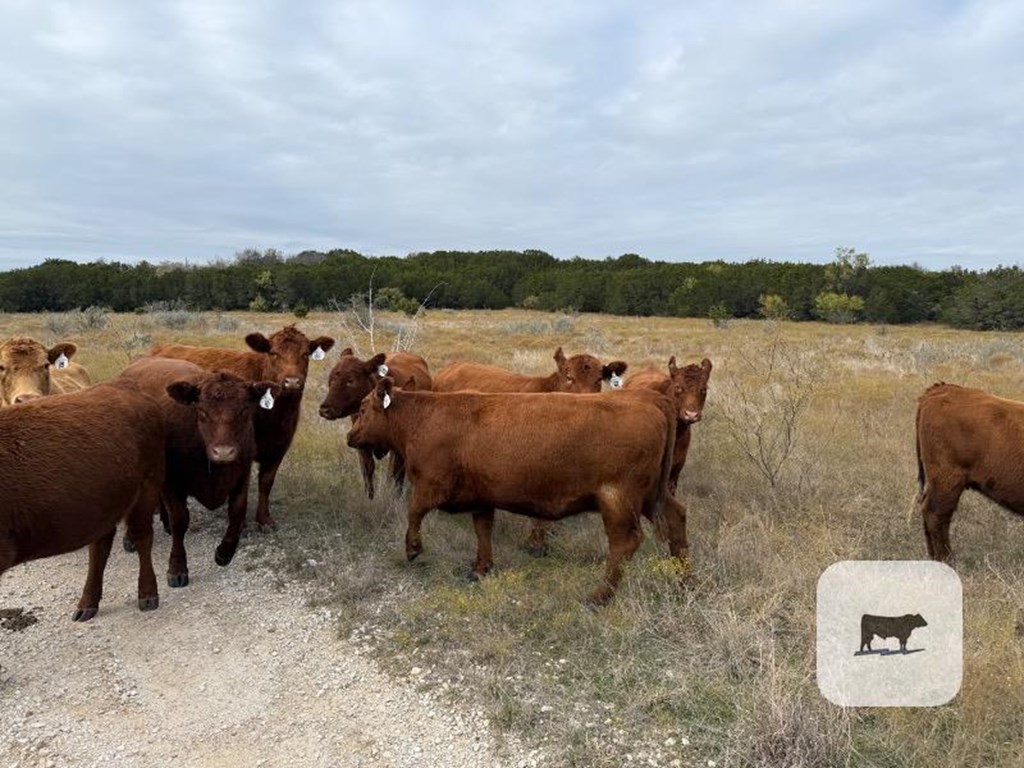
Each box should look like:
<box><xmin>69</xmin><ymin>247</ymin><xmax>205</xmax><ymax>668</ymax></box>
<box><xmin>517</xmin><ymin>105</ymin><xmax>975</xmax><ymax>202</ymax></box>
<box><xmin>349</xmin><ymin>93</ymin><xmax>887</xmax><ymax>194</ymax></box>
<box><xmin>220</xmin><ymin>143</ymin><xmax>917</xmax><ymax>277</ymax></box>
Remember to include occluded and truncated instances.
<box><xmin>0</xmin><ymin>324</ymin><xmax>1022</xmax><ymax>623</ymax></box>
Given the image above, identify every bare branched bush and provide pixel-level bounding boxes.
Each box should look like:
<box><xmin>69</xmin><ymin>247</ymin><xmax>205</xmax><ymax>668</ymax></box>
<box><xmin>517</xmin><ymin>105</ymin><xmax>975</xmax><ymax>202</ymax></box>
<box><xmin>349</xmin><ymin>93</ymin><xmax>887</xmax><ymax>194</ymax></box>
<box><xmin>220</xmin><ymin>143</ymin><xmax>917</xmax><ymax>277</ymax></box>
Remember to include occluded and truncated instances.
<box><xmin>110</xmin><ymin>320</ymin><xmax>154</xmax><ymax>362</ymax></box>
<box><xmin>330</xmin><ymin>277</ymin><xmax>439</xmax><ymax>354</ymax></box>
<box><xmin>717</xmin><ymin>333</ymin><xmax>822</xmax><ymax>490</ymax></box>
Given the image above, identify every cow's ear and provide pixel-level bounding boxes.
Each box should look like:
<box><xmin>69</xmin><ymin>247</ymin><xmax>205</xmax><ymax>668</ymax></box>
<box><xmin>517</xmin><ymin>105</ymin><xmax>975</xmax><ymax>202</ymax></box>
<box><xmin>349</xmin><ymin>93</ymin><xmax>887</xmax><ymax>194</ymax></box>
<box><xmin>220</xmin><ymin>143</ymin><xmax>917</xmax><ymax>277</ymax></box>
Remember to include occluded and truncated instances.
<box><xmin>249</xmin><ymin>381</ymin><xmax>282</xmax><ymax>402</ymax></box>
<box><xmin>309</xmin><ymin>336</ymin><xmax>335</xmax><ymax>355</ymax></box>
<box><xmin>167</xmin><ymin>381</ymin><xmax>201</xmax><ymax>405</ymax></box>
<box><xmin>375</xmin><ymin>376</ymin><xmax>394</xmax><ymax>409</ymax></box>
<box><xmin>701</xmin><ymin>358</ymin><xmax>713</xmax><ymax>377</ymax></box>
<box><xmin>553</xmin><ymin>346</ymin><xmax>567</xmax><ymax>369</ymax></box>
<box><xmin>48</xmin><ymin>342</ymin><xmax>77</xmax><ymax>363</ymax></box>
<box><xmin>667</xmin><ymin>356</ymin><xmax>678</xmax><ymax>375</ymax></box>
<box><xmin>602</xmin><ymin>361</ymin><xmax>628</xmax><ymax>379</ymax></box>
<box><xmin>366</xmin><ymin>352</ymin><xmax>387</xmax><ymax>372</ymax></box>
<box><xmin>402</xmin><ymin>378</ymin><xmax>417</xmax><ymax>392</ymax></box>
<box><xmin>245</xmin><ymin>333</ymin><xmax>272</xmax><ymax>354</ymax></box>
<box><xmin>340</xmin><ymin>346</ymin><xmax>354</xmax><ymax>357</ymax></box>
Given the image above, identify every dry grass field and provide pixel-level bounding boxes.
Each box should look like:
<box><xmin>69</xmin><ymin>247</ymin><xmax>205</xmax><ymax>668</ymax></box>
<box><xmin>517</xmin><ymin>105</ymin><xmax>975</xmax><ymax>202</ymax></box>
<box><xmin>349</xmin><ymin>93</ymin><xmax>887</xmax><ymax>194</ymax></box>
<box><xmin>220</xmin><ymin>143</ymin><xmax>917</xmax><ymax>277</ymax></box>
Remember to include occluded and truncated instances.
<box><xmin>4</xmin><ymin>307</ymin><xmax>1024</xmax><ymax>767</ymax></box>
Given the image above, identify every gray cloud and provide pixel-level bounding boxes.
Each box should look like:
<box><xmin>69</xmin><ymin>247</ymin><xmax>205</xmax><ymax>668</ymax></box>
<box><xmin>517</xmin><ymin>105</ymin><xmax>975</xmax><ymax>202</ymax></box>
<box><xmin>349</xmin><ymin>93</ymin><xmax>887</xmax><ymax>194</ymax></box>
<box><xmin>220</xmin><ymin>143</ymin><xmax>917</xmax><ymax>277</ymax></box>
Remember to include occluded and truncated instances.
<box><xmin>1</xmin><ymin>0</ymin><xmax>1021</xmax><ymax>270</ymax></box>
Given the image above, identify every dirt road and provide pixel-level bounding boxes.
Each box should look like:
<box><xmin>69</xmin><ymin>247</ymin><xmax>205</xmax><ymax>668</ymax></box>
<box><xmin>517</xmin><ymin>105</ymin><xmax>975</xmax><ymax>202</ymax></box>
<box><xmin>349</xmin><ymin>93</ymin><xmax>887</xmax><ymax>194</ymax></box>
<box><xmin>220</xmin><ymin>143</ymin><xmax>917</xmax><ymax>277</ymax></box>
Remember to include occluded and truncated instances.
<box><xmin>0</xmin><ymin>514</ymin><xmax>533</xmax><ymax>768</ymax></box>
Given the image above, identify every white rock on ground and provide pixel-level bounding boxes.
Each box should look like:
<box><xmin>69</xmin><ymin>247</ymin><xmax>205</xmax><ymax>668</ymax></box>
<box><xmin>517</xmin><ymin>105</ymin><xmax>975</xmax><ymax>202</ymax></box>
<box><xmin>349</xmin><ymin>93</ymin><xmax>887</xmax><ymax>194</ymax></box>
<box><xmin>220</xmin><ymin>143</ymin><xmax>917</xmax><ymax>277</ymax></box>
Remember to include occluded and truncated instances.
<box><xmin>0</xmin><ymin>516</ymin><xmax>532</xmax><ymax>768</ymax></box>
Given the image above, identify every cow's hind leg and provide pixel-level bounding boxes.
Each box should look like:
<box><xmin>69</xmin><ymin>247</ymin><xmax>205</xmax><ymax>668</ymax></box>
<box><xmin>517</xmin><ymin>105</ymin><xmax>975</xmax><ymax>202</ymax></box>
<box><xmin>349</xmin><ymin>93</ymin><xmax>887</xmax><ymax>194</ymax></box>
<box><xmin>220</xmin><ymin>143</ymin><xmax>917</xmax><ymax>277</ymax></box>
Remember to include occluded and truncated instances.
<box><xmin>73</xmin><ymin>528</ymin><xmax>117</xmax><ymax>622</ymax></box>
<box><xmin>919</xmin><ymin>478</ymin><xmax>963</xmax><ymax>562</ymax></box>
<box><xmin>524</xmin><ymin>520</ymin><xmax>551</xmax><ymax>558</ymax></box>
<box><xmin>588</xmin><ymin>499</ymin><xmax>645</xmax><ymax>607</ymax></box>
<box><xmin>648</xmin><ymin>497</ymin><xmax>690</xmax><ymax>570</ymax></box>
<box><xmin>469</xmin><ymin>508</ymin><xmax>495</xmax><ymax>580</ymax></box>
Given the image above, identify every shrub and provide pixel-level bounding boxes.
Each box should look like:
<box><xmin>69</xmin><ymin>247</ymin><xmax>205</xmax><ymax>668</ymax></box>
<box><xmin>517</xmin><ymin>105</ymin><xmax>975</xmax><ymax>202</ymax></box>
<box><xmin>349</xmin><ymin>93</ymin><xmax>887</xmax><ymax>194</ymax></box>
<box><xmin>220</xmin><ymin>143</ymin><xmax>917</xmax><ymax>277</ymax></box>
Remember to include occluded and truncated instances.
<box><xmin>813</xmin><ymin>292</ymin><xmax>864</xmax><ymax>324</ymax></box>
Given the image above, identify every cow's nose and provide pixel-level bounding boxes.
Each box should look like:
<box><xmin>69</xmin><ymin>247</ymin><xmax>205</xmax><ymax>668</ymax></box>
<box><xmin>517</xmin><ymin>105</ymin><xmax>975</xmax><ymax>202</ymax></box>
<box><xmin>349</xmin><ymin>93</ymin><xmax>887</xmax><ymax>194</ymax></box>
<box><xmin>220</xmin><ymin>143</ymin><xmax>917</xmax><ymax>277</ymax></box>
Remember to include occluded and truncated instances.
<box><xmin>319</xmin><ymin>404</ymin><xmax>335</xmax><ymax>419</ymax></box>
<box><xmin>683</xmin><ymin>410</ymin><xmax>702</xmax><ymax>423</ymax></box>
<box><xmin>14</xmin><ymin>393</ymin><xmax>40</xmax><ymax>404</ymax></box>
<box><xmin>209</xmin><ymin>445</ymin><xmax>239</xmax><ymax>463</ymax></box>
<box><xmin>283</xmin><ymin>376</ymin><xmax>303</xmax><ymax>390</ymax></box>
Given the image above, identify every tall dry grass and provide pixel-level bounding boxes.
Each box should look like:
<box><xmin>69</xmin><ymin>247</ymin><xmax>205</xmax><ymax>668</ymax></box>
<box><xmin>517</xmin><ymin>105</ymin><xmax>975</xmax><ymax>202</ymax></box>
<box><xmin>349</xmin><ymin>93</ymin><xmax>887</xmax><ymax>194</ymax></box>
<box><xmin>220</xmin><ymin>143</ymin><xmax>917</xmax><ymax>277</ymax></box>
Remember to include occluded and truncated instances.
<box><xmin>4</xmin><ymin>309</ymin><xmax>1024</xmax><ymax>767</ymax></box>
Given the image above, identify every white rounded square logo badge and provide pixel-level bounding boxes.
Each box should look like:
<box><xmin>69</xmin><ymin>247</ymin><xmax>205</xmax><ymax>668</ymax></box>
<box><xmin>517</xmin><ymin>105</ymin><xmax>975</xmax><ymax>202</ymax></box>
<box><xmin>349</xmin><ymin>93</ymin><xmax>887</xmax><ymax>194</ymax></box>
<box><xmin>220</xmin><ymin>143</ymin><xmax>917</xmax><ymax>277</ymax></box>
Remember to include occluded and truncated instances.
<box><xmin>816</xmin><ymin>561</ymin><xmax>962</xmax><ymax>707</ymax></box>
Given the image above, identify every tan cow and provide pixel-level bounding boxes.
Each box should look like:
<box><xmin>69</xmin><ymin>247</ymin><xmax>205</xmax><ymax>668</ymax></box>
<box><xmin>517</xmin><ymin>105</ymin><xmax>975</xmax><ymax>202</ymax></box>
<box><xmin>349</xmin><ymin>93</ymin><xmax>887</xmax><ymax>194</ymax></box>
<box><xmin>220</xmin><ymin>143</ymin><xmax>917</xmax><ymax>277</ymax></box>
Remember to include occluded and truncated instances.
<box><xmin>0</xmin><ymin>336</ymin><xmax>92</xmax><ymax>406</ymax></box>
<box><xmin>433</xmin><ymin>346</ymin><xmax>627</xmax><ymax>394</ymax></box>
<box><xmin>915</xmin><ymin>382</ymin><xmax>1024</xmax><ymax>561</ymax></box>
<box><xmin>347</xmin><ymin>381</ymin><xmax>688</xmax><ymax>605</ymax></box>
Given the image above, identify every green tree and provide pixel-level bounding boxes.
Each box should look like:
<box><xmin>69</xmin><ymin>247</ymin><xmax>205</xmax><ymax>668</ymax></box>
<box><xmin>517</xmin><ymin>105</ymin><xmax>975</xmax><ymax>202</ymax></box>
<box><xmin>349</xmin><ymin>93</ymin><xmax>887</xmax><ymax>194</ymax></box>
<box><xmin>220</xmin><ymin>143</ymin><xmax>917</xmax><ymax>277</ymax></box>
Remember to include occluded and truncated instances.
<box><xmin>814</xmin><ymin>292</ymin><xmax>865</xmax><ymax>323</ymax></box>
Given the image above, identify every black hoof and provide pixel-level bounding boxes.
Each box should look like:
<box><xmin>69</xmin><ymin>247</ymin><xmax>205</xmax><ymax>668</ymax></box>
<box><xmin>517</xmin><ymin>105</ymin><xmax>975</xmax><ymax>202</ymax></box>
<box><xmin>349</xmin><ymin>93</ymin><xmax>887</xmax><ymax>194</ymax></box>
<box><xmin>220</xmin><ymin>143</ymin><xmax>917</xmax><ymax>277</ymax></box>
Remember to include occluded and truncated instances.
<box><xmin>167</xmin><ymin>571</ymin><xmax>190</xmax><ymax>588</ymax></box>
<box><xmin>123</xmin><ymin>537</ymin><xmax>136</xmax><ymax>553</ymax></box>
<box><xmin>138</xmin><ymin>596</ymin><xmax>159</xmax><ymax>612</ymax></box>
<box><xmin>257</xmin><ymin>521</ymin><xmax>278</xmax><ymax>534</ymax></box>
<box><xmin>525</xmin><ymin>544</ymin><xmax>548</xmax><ymax>558</ymax></box>
<box><xmin>215</xmin><ymin>542</ymin><xmax>237</xmax><ymax>567</ymax></box>
<box><xmin>72</xmin><ymin>607</ymin><xmax>97</xmax><ymax>622</ymax></box>
<box><xmin>161</xmin><ymin>521</ymin><xmax>172</xmax><ymax>536</ymax></box>
<box><xmin>406</xmin><ymin>549</ymin><xmax>422</xmax><ymax>562</ymax></box>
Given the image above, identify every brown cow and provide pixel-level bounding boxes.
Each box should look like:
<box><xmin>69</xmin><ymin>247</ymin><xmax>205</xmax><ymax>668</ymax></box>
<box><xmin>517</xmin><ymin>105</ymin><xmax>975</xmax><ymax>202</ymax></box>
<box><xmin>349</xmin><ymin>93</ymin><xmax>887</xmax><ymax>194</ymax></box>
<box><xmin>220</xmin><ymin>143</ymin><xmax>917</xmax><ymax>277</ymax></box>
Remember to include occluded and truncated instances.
<box><xmin>524</xmin><ymin>355</ymin><xmax>713</xmax><ymax>555</ymax></box>
<box><xmin>0</xmin><ymin>336</ymin><xmax>92</xmax><ymax>406</ymax></box>
<box><xmin>116</xmin><ymin>358</ymin><xmax>280</xmax><ymax>586</ymax></box>
<box><xmin>624</xmin><ymin>356</ymin><xmax>712</xmax><ymax>493</ymax></box>
<box><xmin>347</xmin><ymin>380</ymin><xmax>688</xmax><ymax>605</ymax></box>
<box><xmin>319</xmin><ymin>347</ymin><xmax>433</xmax><ymax>498</ymax></box>
<box><xmin>151</xmin><ymin>325</ymin><xmax>334</xmax><ymax>530</ymax></box>
<box><xmin>0</xmin><ymin>382</ymin><xmax>165</xmax><ymax>621</ymax></box>
<box><xmin>915</xmin><ymin>382</ymin><xmax>1024</xmax><ymax>561</ymax></box>
<box><xmin>432</xmin><ymin>346</ymin><xmax>628</xmax><ymax>395</ymax></box>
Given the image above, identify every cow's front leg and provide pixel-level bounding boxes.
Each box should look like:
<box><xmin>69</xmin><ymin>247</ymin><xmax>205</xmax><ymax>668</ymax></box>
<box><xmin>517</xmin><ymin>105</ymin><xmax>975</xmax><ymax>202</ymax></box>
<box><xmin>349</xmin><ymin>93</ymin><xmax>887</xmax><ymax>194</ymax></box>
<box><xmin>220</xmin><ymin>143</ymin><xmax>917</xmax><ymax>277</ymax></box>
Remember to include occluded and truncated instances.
<box><xmin>73</xmin><ymin>528</ymin><xmax>116</xmax><ymax>621</ymax></box>
<box><xmin>254</xmin><ymin>459</ymin><xmax>282</xmax><ymax>531</ymax></box>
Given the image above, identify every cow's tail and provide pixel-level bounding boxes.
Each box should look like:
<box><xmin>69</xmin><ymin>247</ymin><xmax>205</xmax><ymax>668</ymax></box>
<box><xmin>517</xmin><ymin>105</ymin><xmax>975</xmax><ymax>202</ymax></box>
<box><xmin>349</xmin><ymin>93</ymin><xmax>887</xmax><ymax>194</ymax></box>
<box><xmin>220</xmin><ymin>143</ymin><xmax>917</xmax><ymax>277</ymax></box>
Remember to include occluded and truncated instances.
<box><xmin>910</xmin><ymin>397</ymin><xmax>928</xmax><ymax>522</ymax></box>
<box><xmin>649</xmin><ymin>395</ymin><xmax>677</xmax><ymax>524</ymax></box>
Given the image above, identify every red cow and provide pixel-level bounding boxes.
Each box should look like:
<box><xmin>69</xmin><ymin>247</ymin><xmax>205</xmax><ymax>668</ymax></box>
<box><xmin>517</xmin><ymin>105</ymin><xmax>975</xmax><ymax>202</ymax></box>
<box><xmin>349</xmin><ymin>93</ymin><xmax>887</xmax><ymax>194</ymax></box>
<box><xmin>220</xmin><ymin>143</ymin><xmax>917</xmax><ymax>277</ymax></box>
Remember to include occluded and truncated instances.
<box><xmin>0</xmin><ymin>382</ymin><xmax>165</xmax><ymax>621</ymax></box>
<box><xmin>151</xmin><ymin>325</ymin><xmax>334</xmax><ymax>530</ymax></box>
<box><xmin>915</xmin><ymin>382</ymin><xmax>1024</xmax><ymax>561</ymax></box>
<box><xmin>318</xmin><ymin>347</ymin><xmax>432</xmax><ymax>498</ymax></box>
<box><xmin>347</xmin><ymin>380</ymin><xmax>688</xmax><ymax>605</ymax></box>
<box><xmin>432</xmin><ymin>346</ymin><xmax>627</xmax><ymax>394</ymax></box>
<box><xmin>524</xmin><ymin>355</ymin><xmax>713</xmax><ymax>555</ymax></box>
<box><xmin>116</xmin><ymin>358</ymin><xmax>280</xmax><ymax>586</ymax></box>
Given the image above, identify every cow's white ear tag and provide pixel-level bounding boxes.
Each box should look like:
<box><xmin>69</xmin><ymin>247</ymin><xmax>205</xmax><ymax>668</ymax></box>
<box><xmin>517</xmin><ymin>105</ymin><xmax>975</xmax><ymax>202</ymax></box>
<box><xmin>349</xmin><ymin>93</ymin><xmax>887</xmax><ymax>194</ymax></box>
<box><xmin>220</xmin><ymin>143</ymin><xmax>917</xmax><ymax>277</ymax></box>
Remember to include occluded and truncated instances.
<box><xmin>377</xmin><ymin>363</ymin><xmax>389</xmax><ymax>377</ymax></box>
<box><xmin>311</xmin><ymin>346</ymin><xmax>326</xmax><ymax>361</ymax></box>
<box><xmin>609</xmin><ymin>373</ymin><xmax>623</xmax><ymax>389</ymax></box>
<box><xmin>55</xmin><ymin>352</ymin><xmax>69</xmax><ymax>369</ymax></box>
<box><xmin>382</xmin><ymin>392</ymin><xmax>392</xmax><ymax>410</ymax></box>
<box><xmin>260</xmin><ymin>388</ymin><xmax>275</xmax><ymax>410</ymax></box>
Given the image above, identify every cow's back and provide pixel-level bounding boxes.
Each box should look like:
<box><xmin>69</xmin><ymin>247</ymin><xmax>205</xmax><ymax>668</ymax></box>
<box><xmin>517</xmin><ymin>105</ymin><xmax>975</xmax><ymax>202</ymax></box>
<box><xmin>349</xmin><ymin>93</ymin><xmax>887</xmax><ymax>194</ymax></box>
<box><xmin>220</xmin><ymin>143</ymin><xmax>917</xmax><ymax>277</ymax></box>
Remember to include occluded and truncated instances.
<box><xmin>387</xmin><ymin>352</ymin><xmax>433</xmax><ymax>391</ymax></box>
<box><xmin>623</xmin><ymin>368</ymin><xmax>670</xmax><ymax>394</ymax></box>
<box><xmin>0</xmin><ymin>384</ymin><xmax>165</xmax><ymax>568</ymax></box>
<box><xmin>433</xmin><ymin>361</ymin><xmax>546</xmax><ymax>393</ymax></box>
<box><xmin>151</xmin><ymin>343</ymin><xmax>263</xmax><ymax>381</ymax></box>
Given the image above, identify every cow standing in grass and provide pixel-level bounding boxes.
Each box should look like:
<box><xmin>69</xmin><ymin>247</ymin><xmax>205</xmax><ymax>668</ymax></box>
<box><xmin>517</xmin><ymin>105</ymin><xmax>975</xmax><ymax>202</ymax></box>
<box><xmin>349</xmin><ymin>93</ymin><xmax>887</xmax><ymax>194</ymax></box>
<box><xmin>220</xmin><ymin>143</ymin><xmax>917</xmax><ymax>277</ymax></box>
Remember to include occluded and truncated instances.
<box><xmin>116</xmin><ymin>358</ymin><xmax>280</xmax><ymax>587</ymax></box>
<box><xmin>0</xmin><ymin>336</ymin><xmax>92</xmax><ymax>406</ymax></box>
<box><xmin>0</xmin><ymin>383</ymin><xmax>165</xmax><ymax>621</ymax></box>
<box><xmin>318</xmin><ymin>347</ymin><xmax>432</xmax><ymax>499</ymax></box>
<box><xmin>433</xmin><ymin>346</ymin><xmax>629</xmax><ymax>555</ymax></box>
<box><xmin>347</xmin><ymin>380</ymin><xmax>688</xmax><ymax>605</ymax></box>
<box><xmin>916</xmin><ymin>382</ymin><xmax>1024</xmax><ymax>561</ymax></box>
<box><xmin>151</xmin><ymin>325</ymin><xmax>334</xmax><ymax>531</ymax></box>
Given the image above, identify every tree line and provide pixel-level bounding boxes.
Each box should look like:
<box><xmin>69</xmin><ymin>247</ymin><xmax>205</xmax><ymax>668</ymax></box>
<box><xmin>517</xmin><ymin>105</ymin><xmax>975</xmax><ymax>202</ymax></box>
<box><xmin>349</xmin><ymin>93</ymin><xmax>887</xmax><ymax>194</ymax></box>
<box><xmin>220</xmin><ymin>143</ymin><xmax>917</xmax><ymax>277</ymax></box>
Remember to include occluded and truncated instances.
<box><xmin>0</xmin><ymin>246</ymin><xmax>1020</xmax><ymax>330</ymax></box>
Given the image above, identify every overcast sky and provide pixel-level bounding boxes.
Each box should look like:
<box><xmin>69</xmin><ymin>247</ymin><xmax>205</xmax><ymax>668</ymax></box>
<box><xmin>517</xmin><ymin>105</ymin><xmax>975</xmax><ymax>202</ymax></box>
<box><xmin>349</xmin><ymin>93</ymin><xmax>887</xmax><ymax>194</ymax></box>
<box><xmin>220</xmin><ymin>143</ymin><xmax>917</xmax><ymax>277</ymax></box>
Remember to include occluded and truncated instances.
<box><xmin>1</xmin><ymin>1</ymin><xmax>1021</xmax><ymax>270</ymax></box>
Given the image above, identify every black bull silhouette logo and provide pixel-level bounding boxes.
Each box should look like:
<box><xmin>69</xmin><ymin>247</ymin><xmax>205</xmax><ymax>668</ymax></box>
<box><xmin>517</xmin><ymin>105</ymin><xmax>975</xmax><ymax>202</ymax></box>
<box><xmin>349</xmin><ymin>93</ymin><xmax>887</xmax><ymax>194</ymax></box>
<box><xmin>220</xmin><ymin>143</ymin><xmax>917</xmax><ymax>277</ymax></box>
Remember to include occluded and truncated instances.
<box><xmin>858</xmin><ymin>613</ymin><xmax>928</xmax><ymax>654</ymax></box>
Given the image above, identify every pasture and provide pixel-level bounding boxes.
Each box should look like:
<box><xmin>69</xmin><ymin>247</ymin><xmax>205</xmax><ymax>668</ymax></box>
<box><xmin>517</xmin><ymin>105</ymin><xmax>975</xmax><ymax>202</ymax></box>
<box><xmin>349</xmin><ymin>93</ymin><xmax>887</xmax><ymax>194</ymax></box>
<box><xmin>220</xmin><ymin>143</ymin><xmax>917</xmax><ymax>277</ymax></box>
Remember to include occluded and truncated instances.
<box><xmin>3</xmin><ymin>307</ymin><xmax>1024</xmax><ymax>767</ymax></box>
